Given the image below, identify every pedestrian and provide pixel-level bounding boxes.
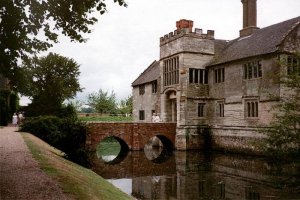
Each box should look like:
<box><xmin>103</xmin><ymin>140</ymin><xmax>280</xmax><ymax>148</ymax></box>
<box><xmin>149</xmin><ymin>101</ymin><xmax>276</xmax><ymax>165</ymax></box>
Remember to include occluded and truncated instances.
<box><xmin>12</xmin><ymin>113</ymin><xmax>18</xmax><ymax>126</ymax></box>
<box><xmin>152</xmin><ymin>113</ymin><xmax>156</xmax><ymax>122</ymax></box>
<box><xmin>18</xmin><ymin>112</ymin><xmax>24</xmax><ymax>125</ymax></box>
<box><xmin>154</xmin><ymin>113</ymin><xmax>161</xmax><ymax>123</ymax></box>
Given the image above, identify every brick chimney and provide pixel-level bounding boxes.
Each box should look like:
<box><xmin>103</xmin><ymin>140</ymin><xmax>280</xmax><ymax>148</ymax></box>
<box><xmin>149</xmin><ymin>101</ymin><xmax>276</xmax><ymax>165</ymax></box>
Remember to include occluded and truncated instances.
<box><xmin>240</xmin><ymin>0</ymin><xmax>259</xmax><ymax>37</ymax></box>
<box><xmin>176</xmin><ymin>19</ymin><xmax>193</xmax><ymax>33</ymax></box>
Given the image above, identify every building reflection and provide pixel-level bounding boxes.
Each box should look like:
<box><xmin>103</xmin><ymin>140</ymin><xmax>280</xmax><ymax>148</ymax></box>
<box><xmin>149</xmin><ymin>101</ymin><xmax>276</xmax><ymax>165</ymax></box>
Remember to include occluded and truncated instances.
<box><xmin>91</xmin><ymin>151</ymin><xmax>300</xmax><ymax>200</ymax></box>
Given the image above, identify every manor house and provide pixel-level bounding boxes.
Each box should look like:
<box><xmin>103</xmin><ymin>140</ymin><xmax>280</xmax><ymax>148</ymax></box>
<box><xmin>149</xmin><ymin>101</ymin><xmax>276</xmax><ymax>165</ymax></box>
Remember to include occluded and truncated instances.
<box><xmin>132</xmin><ymin>0</ymin><xmax>300</xmax><ymax>151</ymax></box>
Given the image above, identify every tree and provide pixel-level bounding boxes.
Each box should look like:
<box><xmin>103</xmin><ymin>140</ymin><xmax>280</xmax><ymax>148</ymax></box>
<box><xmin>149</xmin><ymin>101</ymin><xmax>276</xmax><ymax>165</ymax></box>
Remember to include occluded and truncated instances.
<box><xmin>118</xmin><ymin>95</ymin><xmax>132</xmax><ymax>115</ymax></box>
<box><xmin>0</xmin><ymin>0</ymin><xmax>127</xmax><ymax>89</ymax></box>
<box><xmin>88</xmin><ymin>89</ymin><xmax>117</xmax><ymax>114</ymax></box>
<box><xmin>23</xmin><ymin>53</ymin><xmax>82</xmax><ymax>116</ymax></box>
<box><xmin>262</xmin><ymin>54</ymin><xmax>300</xmax><ymax>156</ymax></box>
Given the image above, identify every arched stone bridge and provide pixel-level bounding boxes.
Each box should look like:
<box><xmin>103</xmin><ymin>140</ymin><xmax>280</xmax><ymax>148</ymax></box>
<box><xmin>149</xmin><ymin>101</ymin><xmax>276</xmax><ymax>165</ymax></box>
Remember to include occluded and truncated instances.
<box><xmin>86</xmin><ymin>122</ymin><xmax>177</xmax><ymax>151</ymax></box>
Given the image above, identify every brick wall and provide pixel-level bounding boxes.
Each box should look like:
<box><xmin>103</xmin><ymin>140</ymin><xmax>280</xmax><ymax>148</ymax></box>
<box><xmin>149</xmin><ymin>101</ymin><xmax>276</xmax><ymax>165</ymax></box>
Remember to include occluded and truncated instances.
<box><xmin>87</xmin><ymin>122</ymin><xmax>177</xmax><ymax>151</ymax></box>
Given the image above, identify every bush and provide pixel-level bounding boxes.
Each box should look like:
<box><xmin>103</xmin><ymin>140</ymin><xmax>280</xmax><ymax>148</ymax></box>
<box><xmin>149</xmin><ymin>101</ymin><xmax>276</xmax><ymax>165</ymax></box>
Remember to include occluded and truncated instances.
<box><xmin>0</xmin><ymin>90</ymin><xmax>18</xmax><ymax>126</ymax></box>
<box><xmin>0</xmin><ymin>96</ymin><xmax>9</xmax><ymax>126</ymax></box>
<box><xmin>20</xmin><ymin>115</ymin><xmax>89</xmax><ymax>166</ymax></box>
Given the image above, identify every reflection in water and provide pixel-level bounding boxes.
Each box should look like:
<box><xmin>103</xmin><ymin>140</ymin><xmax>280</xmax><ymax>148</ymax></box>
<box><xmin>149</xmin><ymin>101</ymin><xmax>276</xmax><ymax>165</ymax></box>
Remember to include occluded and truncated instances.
<box><xmin>101</xmin><ymin>155</ymin><xmax>117</xmax><ymax>162</ymax></box>
<box><xmin>91</xmin><ymin>151</ymin><xmax>300</xmax><ymax>200</ymax></box>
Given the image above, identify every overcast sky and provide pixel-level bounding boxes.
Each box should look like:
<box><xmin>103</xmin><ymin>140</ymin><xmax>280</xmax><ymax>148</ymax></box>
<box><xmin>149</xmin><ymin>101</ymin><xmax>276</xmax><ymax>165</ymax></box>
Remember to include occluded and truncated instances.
<box><xmin>20</xmin><ymin>0</ymin><xmax>300</xmax><ymax>105</ymax></box>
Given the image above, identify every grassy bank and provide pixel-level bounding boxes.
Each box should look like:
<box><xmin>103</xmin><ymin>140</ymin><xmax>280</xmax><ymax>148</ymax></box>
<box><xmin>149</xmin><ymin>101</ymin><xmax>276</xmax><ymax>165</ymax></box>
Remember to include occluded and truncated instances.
<box><xmin>22</xmin><ymin>133</ymin><xmax>133</xmax><ymax>200</ymax></box>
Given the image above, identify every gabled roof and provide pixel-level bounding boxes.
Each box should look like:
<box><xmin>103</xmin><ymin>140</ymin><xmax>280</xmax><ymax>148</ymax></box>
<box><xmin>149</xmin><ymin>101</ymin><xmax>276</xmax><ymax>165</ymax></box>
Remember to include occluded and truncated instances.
<box><xmin>132</xmin><ymin>60</ymin><xmax>160</xmax><ymax>87</ymax></box>
<box><xmin>210</xmin><ymin>16</ymin><xmax>300</xmax><ymax>66</ymax></box>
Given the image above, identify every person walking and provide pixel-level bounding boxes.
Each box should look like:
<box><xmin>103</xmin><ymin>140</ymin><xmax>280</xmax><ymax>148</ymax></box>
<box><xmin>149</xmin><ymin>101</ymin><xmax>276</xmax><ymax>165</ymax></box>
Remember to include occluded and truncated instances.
<box><xmin>18</xmin><ymin>112</ymin><xmax>24</xmax><ymax>125</ymax></box>
<box><xmin>154</xmin><ymin>113</ymin><xmax>161</xmax><ymax>123</ymax></box>
<box><xmin>152</xmin><ymin>113</ymin><xmax>156</xmax><ymax>122</ymax></box>
<box><xmin>12</xmin><ymin>113</ymin><xmax>18</xmax><ymax>126</ymax></box>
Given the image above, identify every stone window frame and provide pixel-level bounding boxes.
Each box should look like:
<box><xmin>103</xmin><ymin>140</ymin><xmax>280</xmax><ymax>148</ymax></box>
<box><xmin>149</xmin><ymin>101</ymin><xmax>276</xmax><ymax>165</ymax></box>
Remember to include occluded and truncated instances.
<box><xmin>286</xmin><ymin>55</ymin><xmax>300</xmax><ymax>76</ymax></box>
<box><xmin>216</xmin><ymin>100</ymin><xmax>225</xmax><ymax>117</ymax></box>
<box><xmin>139</xmin><ymin>110</ymin><xmax>145</xmax><ymax>120</ymax></box>
<box><xmin>189</xmin><ymin>68</ymin><xmax>208</xmax><ymax>84</ymax></box>
<box><xmin>244</xmin><ymin>98</ymin><xmax>259</xmax><ymax>118</ymax></box>
<box><xmin>151</xmin><ymin>81</ymin><xmax>157</xmax><ymax>93</ymax></box>
<box><xmin>139</xmin><ymin>84</ymin><xmax>145</xmax><ymax>95</ymax></box>
<box><xmin>214</xmin><ymin>67</ymin><xmax>225</xmax><ymax>83</ymax></box>
<box><xmin>243</xmin><ymin>60</ymin><xmax>262</xmax><ymax>80</ymax></box>
<box><xmin>197</xmin><ymin>102</ymin><xmax>206</xmax><ymax>118</ymax></box>
<box><xmin>163</xmin><ymin>56</ymin><xmax>179</xmax><ymax>86</ymax></box>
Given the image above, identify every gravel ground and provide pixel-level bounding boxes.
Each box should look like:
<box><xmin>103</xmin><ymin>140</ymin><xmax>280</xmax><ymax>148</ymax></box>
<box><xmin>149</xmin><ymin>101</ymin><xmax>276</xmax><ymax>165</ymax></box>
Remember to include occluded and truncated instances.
<box><xmin>0</xmin><ymin>127</ymin><xmax>72</xmax><ymax>200</ymax></box>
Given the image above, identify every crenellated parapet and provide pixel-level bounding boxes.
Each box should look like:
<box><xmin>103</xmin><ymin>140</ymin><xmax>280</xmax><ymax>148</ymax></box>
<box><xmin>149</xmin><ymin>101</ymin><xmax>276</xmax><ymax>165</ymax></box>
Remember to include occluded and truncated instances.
<box><xmin>160</xmin><ymin>19</ymin><xmax>215</xmax><ymax>46</ymax></box>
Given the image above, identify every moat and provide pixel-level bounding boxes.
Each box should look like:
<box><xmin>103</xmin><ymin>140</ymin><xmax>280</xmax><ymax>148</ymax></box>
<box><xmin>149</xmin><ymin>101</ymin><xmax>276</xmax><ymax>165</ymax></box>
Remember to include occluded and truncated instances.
<box><xmin>91</xmin><ymin>147</ymin><xmax>300</xmax><ymax>200</ymax></box>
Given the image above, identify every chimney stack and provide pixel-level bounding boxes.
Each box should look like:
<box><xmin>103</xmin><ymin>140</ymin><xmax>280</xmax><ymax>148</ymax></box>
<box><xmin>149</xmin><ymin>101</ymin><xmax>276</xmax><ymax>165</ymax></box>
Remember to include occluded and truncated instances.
<box><xmin>176</xmin><ymin>19</ymin><xmax>194</xmax><ymax>33</ymax></box>
<box><xmin>240</xmin><ymin>0</ymin><xmax>259</xmax><ymax>37</ymax></box>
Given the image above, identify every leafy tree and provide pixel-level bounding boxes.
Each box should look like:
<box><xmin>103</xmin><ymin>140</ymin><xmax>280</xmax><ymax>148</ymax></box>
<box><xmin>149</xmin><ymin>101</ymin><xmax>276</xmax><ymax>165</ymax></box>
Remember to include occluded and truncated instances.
<box><xmin>68</xmin><ymin>99</ymin><xmax>83</xmax><ymax>112</ymax></box>
<box><xmin>0</xmin><ymin>0</ymin><xmax>127</xmax><ymax>89</ymax></box>
<box><xmin>262</xmin><ymin>54</ymin><xmax>300</xmax><ymax>156</ymax></box>
<box><xmin>23</xmin><ymin>53</ymin><xmax>82</xmax><ymax>116</ymax></box>
<box><xmin>118</xmin><ymin>95</ymin><xmax>132</xmax><ymax>115</ymax></box>
<box><xmin>88</xmin><ymin>89</ymin><xmax>117</xmax><ymax>114</ymax></box>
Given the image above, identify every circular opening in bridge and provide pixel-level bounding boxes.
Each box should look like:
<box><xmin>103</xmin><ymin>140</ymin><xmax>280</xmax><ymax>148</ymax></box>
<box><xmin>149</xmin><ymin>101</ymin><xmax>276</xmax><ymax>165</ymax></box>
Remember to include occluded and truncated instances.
<box><xmin>144</xmin><ymin>135</ymin><xmax>173</xmax><ymax>163</ymax></box>
<box><xmin>96</xmin><ymin>136</ymin><xmax>129</xmax><ymax>164</ymax></box>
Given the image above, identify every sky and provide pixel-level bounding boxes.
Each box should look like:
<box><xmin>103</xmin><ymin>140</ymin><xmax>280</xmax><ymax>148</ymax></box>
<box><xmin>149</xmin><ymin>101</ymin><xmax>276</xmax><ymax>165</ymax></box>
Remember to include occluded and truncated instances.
<box><xmin>20</xmin><ymin>0</ymin><xmax>300</xmax><ymax>105</ymax></box>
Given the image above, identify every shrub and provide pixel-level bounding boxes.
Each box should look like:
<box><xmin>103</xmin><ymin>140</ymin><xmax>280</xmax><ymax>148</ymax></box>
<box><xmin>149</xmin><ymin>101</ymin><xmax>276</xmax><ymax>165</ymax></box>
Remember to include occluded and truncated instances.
<box><xmin>20</xmin><ymin>115</ymin><xmax>89</xmax><ymax>166</ymax></box>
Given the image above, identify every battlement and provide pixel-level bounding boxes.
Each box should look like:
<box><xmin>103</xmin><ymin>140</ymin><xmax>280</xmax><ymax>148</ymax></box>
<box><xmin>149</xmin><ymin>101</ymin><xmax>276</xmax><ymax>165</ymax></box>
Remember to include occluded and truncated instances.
<box><xmin>160</xmin><ymin>19</ymin><xmax>215</xmax><ymax>45</ymax></box>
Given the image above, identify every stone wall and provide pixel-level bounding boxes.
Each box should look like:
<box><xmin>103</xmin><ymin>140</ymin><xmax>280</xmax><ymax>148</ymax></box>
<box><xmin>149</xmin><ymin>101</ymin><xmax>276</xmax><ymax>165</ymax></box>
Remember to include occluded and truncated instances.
<box><xmin>132</xmin><ymin>82</ymin><xmax>160</xmax><ymax>122</ymax></box>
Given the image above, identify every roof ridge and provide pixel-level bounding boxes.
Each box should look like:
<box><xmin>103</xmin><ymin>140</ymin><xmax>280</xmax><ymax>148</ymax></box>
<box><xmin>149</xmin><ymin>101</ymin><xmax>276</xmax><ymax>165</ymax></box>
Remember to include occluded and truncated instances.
<box><xmin>131</xmin><ymin>60</ymin><xmax>159</xmax><ymax>86</ymax></box>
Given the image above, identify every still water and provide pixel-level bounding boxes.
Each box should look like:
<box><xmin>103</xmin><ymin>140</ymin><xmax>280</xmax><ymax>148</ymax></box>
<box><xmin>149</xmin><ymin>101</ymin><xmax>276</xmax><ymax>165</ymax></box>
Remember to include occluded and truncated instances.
<box><xmin>91</xmin><ymin>149</ymin><xmax>300</xmax><ymax>200</ymax></box>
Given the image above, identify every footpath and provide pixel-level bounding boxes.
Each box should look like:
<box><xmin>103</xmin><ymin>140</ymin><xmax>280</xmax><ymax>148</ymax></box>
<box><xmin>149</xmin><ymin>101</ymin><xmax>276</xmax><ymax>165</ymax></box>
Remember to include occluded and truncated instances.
<box><xmin>0</xmin><ymin>126</ymin><xmax>72</xmax><ymax>200</ymax></box>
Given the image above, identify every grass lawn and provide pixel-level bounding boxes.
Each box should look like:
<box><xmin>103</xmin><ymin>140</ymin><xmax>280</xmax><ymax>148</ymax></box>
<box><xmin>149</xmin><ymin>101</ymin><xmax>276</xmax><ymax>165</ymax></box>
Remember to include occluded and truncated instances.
<box><xmin>97</xmin><ymin>141</ymin><xmax>121</xmax><ymax>156</ymax></box>
<box><xmin>79</xmin><ymin>115</ymin><xmax>132</xmax><ymax>122</ymax></box>
<box><xmin>22</xmin><ymin>133</ymin><xmax>133</xmax><ymax>200</ymax></box>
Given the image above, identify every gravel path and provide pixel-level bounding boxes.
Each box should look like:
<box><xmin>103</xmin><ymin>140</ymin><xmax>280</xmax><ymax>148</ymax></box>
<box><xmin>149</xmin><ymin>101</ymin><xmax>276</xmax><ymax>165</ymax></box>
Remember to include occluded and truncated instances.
<box><xmin>0</xmin><ymin>127</ymin><xmax>72</xmax><ymax>200</ymax></box>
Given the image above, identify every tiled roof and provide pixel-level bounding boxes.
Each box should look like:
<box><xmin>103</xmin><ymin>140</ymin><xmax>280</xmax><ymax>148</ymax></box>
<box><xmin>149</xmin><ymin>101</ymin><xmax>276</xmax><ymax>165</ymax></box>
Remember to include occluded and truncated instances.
<box><xmin>131</xmin><ymin>60</ymin><xmax>160</xmax><ymax>86</ymax></box>
<box><xmin>209</xmin><ymin>16</ymin><xmax>300</xmax><ymax>66</ymax></box>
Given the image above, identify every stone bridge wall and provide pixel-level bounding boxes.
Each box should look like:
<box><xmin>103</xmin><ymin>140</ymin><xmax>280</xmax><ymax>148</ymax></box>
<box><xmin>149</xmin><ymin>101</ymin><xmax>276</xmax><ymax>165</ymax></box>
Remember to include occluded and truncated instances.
<box><xmin>86</xmin><ymin>122</ymin><xmax>177</xmax><ymax>151</ymax></box>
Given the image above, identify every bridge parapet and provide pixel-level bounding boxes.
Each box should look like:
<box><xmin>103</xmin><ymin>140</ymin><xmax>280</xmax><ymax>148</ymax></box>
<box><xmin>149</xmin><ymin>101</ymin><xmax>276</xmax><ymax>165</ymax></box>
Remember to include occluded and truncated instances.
<box><xmin>87</xmin><ymin>122</ymin><xmax>177</xmax><ymax>151</ymax></box>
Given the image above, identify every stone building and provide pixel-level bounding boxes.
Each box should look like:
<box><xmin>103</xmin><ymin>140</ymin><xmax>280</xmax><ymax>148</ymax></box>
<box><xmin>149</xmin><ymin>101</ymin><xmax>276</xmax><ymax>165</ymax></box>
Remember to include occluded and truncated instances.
<box><xmin>132</xmin><ymin>0</ymin><xmax>300</xmax><ymax>151</ymax></box>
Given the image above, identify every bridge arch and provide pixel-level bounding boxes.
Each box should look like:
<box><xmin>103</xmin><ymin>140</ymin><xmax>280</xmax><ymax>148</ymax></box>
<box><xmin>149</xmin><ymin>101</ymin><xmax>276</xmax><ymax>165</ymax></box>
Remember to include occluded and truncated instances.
<box><xmin>156</xmin><ymin>135</ymin><xmax>174</xmax><ymax>150</ymax></box>
<box><xmin>96</xmin><ymin>136</ymin><xmax>129</xmax><ymax>164</ymax></box>
<box><xmin>144</xmin><ymin>135</ymin><xmax>174</xmax><ymax>163</ymax></box>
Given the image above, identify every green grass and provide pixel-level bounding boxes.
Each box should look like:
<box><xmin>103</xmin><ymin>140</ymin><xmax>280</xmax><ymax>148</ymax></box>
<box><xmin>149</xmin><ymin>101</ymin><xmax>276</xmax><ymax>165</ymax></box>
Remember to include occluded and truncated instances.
<box><xmin>22</xmin><ymin>133</ymin><xmax>133</xmax><ymax>200</ymax></box>
<box><xmin>97</xmin><ymin>141</ymin><xmax>121</xmax><ymax>156</ymax></box>
<box><xmin>79</xmin><ymin>115</ymin><xmax>132</xmax><ymax>122</ymax></box>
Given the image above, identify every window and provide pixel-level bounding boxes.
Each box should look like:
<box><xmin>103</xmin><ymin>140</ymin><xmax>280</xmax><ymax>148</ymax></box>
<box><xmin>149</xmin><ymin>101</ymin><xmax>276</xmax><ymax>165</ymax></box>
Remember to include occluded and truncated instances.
<box><xmin>152</xmin><ymin>81</ymin><xmax>157</xmax><ymax>93</ymax></box>
<box><xmin>189</xmin><ymin>68</ymin><xmax>208</xmax><ymax>84</ymax></box>
<box><xmin>245</xmin><ymin>187</ymin><xmax>260</xmax><ymax>200</ymax></box>
<box><xmin>163</xmin><ymin>56</ymin><xmax>179</xmax><ymax>86</ymax></box>
<box><xmin>214</xmin><ymin>67</ymin><xmax>225</xmax><ymax>83</ymax></box>
<box><xmin>198</xmin><ymin>103</ymin><xmax>205</xmax><ymax>117</ymax></box>
<box><xmin>139</xmin><ymin>110</ymin><xmax>145</xmax><ymax>120</ymax></box>
<box><xmin>243</xmin><ymin>61</ymin><xmax>262</xmax><ymax>79</ymax></box>
<box><xmin>287</xmin><ymin>55</ymin><xmax>300</xmax><ymax>75</ymax></box>
<box><xmin>217</xmin><ymin>102</ymin><xmax>225</xmax><ymax>117</ymax></box>
<box><xmin>245</xmin><ymin>100</ymin><xmax>258</xmax><ymax>118</ymax></box>
<box><xmin>139</xmin><ymin>84</ymin><xmax>145</xmax><ymax>95</ymax></box>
